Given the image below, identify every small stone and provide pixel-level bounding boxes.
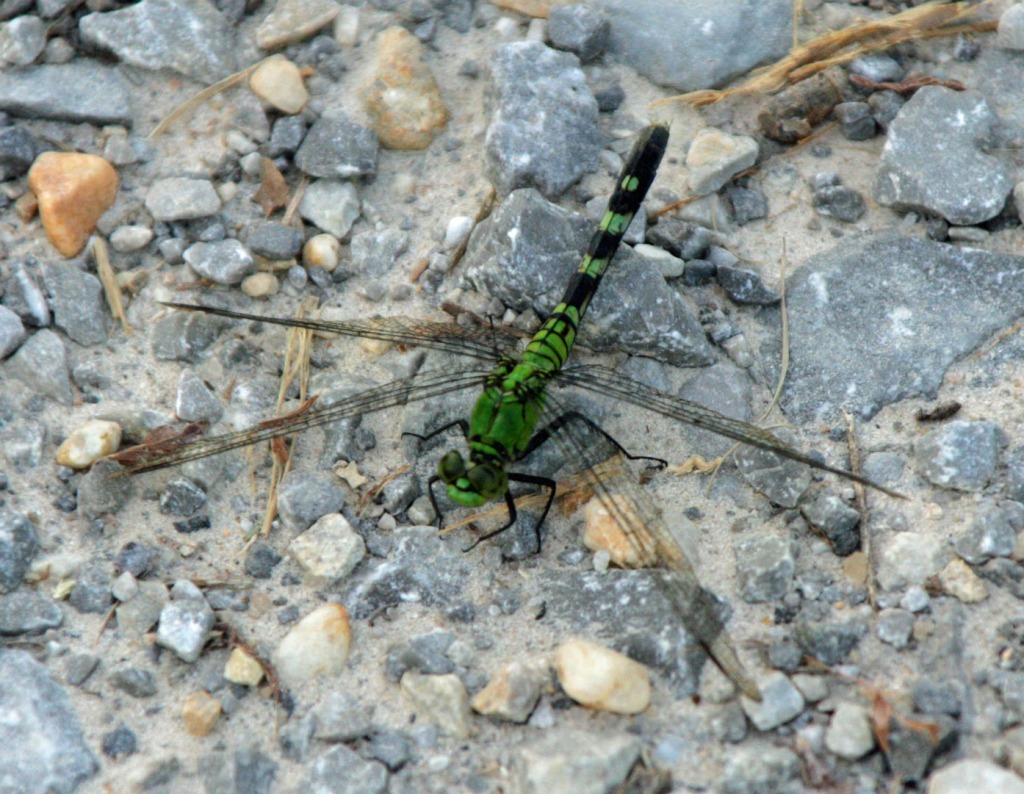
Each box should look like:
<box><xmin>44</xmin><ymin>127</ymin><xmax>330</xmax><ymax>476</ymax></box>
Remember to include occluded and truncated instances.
<box><xmin>287</xmin><ymin>513</ymin><xmax>366</xmax><ymax>588</ymax></box>
<box><xmin>240</xmin><ymin>272</ymin><xmax>279</xmax><ymax>298</ymax></box>
<box><xmin>159</xmin><ymin>477</ymin><xmax>206</xmax><ymax>517</ymax></box>
<box><xmin>716</xmin><ymin>263</ymin><xmax>780</xmax><ymax>305</ymax></box>
<box><xmin>548</xmin><ymin>3</ymin><xmax>609</xmax><ymax>61</ymax></box>
<box><xmin>109</xmin><ymin>666</ymin><xmax>157</xmax><ymax>698</ymax></box>
<box><xmin>0</xmin><ymin>15</ymin><xmax>46</xmax><ymax>66</ymax></box>
<box><xmin>582</xmin><ymin>496</ymin><xmax>656</xmax><ymax>567</ymax></box>
<box><xmin>146</xmin><ymin>177</ymin><xmax>220</xmax><ymax>222</ymax></box>
<box><xmin>244</xmin><ymin>542</ymin><xmax>281</xmax><ymax>579</ymax></box>
<box><xmin>223</xmin><ymin>647</ymin><xmax>264</xmax><ymax>687</ymax></box>
<box><xmin>183</xmin><ymin>239</ymin><xmax>256</xmax><ymax>285</ymax></box>
<box><xmin>109</xmin><ymin>224</ymin><xmax>153</xmax><ymax>252</ymax></box>
<box><xmin>877</xmin><ymin>532</ymin><xmax>948</xmax><ymax>590</ymax></box>
<box><xmin>115</xmin><ymin>580</ymin><xmax>167</xmax><ymax>636</ymax></box>
<box><xmin>175</xmin><ymin>369</ymin><xmax>221</xmax><ymax>423</ymax></box>
<box><xmin>735</xmin><ymin>535</ymin><xmax>794</xmax><ymax>603</ymax></box>
<box><xmin>256</xmin><ymin>0</ymin><xmax>340</xmax><ymax>49</ymax></box>
<box><xmin>801</xmin><ymin>494</ymin><xmax>861</xmax><ymax>557</ymax></box>
<box><xmin>110</xmin><ymin>571</ymin><xmax>138</xmax><ymax>602</ymax></box>
<box><xmin>101</xmin><ymin>726</ymin><xmax>136</xmax><ymax>759</ymax></box>
<box><xmin>271</xmin><ymin>603</ymin><xmax>351</xmax><ymax>687</ymax></box>
<box><xmin>68</xmin><ymin>566</ymin><xmax>112</xmax><ymax>614</ymax></box>
<box><xmin>363</xmin><ymin>26</ymin><xmax>448</xmax><ymax>150</ymax></box>
<box><xmin>182</xmin><ymin>691</ymin><xmax>221</xmax><ymax>736</ymax></box>
<box><xmin>955</xmin><ymin>502</ymin><xmax>1017</xmax><ymax>564</ymax></box>
<box><xmin>471</xmin><ymin>659</ymin><xmax>545</xmax><ymax>723</ymax></box>
<box><xmin>306</xmin><ymin>745</ymin><xmax>387</xmax><ymax>794</ymax></box>
<box><xmin>740</xmin><ymin>671</ymin><xmax>805</xmax><ymax>730</ymax></box>
<box><xmin>813</xmin><ymin>184</ymin><xmax>867</xmax><ymax>222</ymax></box>
<box><xmin>916</xmin><ymin>420</ymin><xmax>1006</xmax><ymax>491</ymax></box>
<box><xmin>314</xmin><ymin>692</ymin><xmax>373</xmax><ymax>742</ymax></box>
<box><xmin>876</xmin><ymin>608</ymin><xmax>915</xmax><ymax>649</ymax></box>
<box><xmin>303</xmin><ymin>233</ymin><xmax>342</xmax><ymax>272</ymax></box>
<box><xmin>0</xmin><ymin>306</ymin><xmax>26</xmax><ymax>358</ymax></box>
<box><xmin>824</xmin><ymin>702</ymin><xmax>874</xmax><ymax>760</ymax></box>
<box><xmin>939</xmin><ymin>558</ymin><xmax>989</xmax><ymax>603</ymax></box>
<box><xmin>276</xmin><ymin>471</ymin><xmax>346</xmax><ymax>532</ymax></box>
<box><xmin>55</xmin><ymin>419</ymin><xmax>121</xmax><ymax>469</ymax></box>
<box><xmin>685</xmin><ymin>129</ymin><xmax>758</xmax><ymax>196</ymax></box>
<box><xmin>295</xmin><ymin>111</ymin><xmax>378</xmax><ymax>179</ymax></box>
<box><xmin>930</xmin><ymin>759</ymin><xmax>1024</xmax><ymax>794</ymax></box>
<box><xmin>249</xmin><ymin>55</ymin><xmax>308</xmax><ymax>114</ymax></box>
<box><xmin>554</xmin><ymin>639</ymin><xmax>651</xmax><ymax>715</ymax></box>
<box><xmin>298</xmin><ymin>179</ymin><xmax>360</xmax><ymax>238</ymax></box>
<box><xmin>0</xmin><ymin>125</ymin><xmax>35</xmax><ymax>182</ymax></box>
<box><xmin>156</xmin><ymin>586</ymin><xmax>215</xmax><ymax>663</ymax></box>
<box><xmin>367</xmin><ymin>732</ymin><xmax>410</xmax><ymax>772</ymax></box>
<box><xmin>400</xmin><ymin>672</ymin><xmax>472</xmax><ymax>739</ymax></box>
<box><xmin>511</xmin><ymin>729</ymin><xmax>640</xmax><ymax>793</ymax></box>
<box><xmin>27</xmin><ymin>152</ymin><xmax>118</xmax><ymax>257</ymax></box>
<box><xmin>998</xmin><ymin>4</ymin><xmax>1024</xmax><ymax>50</ymax></box>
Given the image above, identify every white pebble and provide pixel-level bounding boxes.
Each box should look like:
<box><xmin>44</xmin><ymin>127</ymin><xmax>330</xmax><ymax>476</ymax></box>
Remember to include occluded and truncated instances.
<box><xmin>554</xmin><ymin>639</ymin><xmax>651</xmax><ymax>715</ymax></box>
<box><xmin>444</xmin><ymin>215</ymin><xmax>473</xmax><ymax>248</ymax></box>
<box><xmin>272</xmin><ymin>603</ymin><xmax>351</xmax><ymax>687</ymax></box>
<box><xmin>303</xmin><ymin>233</ymin><xmax>342</xmax><ymax>272</ymax></box>
<box><xmin>249</xmin><ymin>55</ymin><xmax>309</xmax><ymax>115</ymax></box>
<box><xmin>109</xmin><ymin>224</ymin><xmax>153</xmax><ymax>253</ymax></box>
<box><xmin>333</xmin><ymin>5</ymin><xmax>360</xmax><ymax>46</ymax></box>
<box><xmin>55</xmin><ymin>419</ymin><xmax>122</xmax><ymax>469</ymax></box>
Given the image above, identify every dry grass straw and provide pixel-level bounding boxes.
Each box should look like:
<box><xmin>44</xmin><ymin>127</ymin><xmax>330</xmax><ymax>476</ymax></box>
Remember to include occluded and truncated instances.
<box><xmin>90</xmin><ymin>236</ymin><xmax>130</xmax><ymax>334</ymax></box>
<box><xmin>148</xmin><ymin>60</ymin><xmax>265</xmax><ymax>139</ymax></box>
<box><xmin>657</xmin><ymin>1</ymin><xmax>997</xmax><ymax>110</ymax></box>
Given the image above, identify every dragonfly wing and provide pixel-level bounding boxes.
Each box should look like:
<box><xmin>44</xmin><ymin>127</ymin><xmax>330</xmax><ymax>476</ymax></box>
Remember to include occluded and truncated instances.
<box><xmin>113</xmin><ymin>367</ymin><xmax>491</xmax><ymax>473</ymax></box>
<box><xmin>536</xmin><ymin>392</ymin><xmax>762</xmax><ymax>700</ymax></box>
<box><xmin>161</xmin><ymin>302</ymin><xmax>520</xmax><ymax>362</ymax></box>
<box><xmin>558</xmin><ymin>364</ymin><xmax>901</xmax><ymax>498</ymax></box>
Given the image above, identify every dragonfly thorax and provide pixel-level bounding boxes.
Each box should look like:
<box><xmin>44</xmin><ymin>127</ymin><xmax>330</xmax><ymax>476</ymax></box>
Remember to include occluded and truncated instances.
<box><xmin>437</xmin><ymin>449</ymin><xmax>508</xmax><ymax>507</ymax></box>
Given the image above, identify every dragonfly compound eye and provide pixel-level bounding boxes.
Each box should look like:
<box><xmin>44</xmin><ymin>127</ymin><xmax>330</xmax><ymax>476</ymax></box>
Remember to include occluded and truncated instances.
<box><xmin>466</xmin><ymin>463</ymin><xmax>507</xmax><ymax>499</ymax></box>
<box><xmin>437</xmin><ymin>450</ymin><xmax>466</xmax><ymax>484</ymax></box>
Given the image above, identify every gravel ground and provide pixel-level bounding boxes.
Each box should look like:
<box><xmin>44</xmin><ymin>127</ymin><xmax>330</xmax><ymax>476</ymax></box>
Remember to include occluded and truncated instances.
<box><xmin>3</xmin><ymin>1</ymin><xmax>1024</xmax><ymax>793</ymax></box>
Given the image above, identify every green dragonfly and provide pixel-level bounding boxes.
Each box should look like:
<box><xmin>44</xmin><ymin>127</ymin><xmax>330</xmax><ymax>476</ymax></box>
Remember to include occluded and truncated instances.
<box><xmin>115</xmin><ymin>123</ymin><xmax>895</xmax><ymax>699</ymax></box>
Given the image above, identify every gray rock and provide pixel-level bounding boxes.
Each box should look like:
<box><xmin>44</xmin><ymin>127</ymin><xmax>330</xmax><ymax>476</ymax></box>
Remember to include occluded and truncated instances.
<box><xmin>800</xmin><ymin>494</ymin><xmax>861</xmax><ymax>557</ymax></box>
<box><xmin>367</xmin><ymin>732</ymin><xmax>410</xmax><ymax>772</ymax></box>
<box><xmin>151</xmin><ymin>309</ymin><xmax>223</xmax><ymax>362</ymax></box>
<box><xmin>276</xmin><ymin>471</ymin><xmax>345</xmax><ymax>532</ymax></box>
<box><xmin>101</xmin><ymin>726</ymin><xmax>136</xmax><ymax>759</ymax></box>
<box><xmin>4</xmin><ymin>260</ymin><xmax>50</xmax><ymax>326</ymax></box>
<box><xmin>913</xmin><ymin>678</ymin><xmax>962</xmax><ymax>716</ymax></box>
<box><xmin>884</xmin><ymin>713</ymin><xmax>957</xmax><ymax>783</ymax></box>
<box><xmin>0</xmin><ymin>124</ymin><xmax>35</xmax><ymax>180</ymax></box>
<box><xmin>159</xmin><ymin>477</ymin><xmax>206</xmax><ymax>517</ymax></box>
<box><xmin>825</xmin><ymin>702</ymin><xmax>874</xmax><ymax>760</ymax></box>
<box><xmin>298</xmin><ymin>179</ymin><xmax>360</xmax><ymax>238</ymax></box>
<box><xmin>763</xmin><ymin>235</ymin><xmax>1024</xmax><ymax>423</ymax></box>
<box><xmin>593</xmin><ymin>0</ymin><xmax>790</xmax><ymax>92</ymax></box>
<box><xmin>350</xmin><ymin>228</ymin><xmax>409</xmax><ymax>278</ymax></box>
<box><xmin>65</xmin><ymin>653</ymin><xmax>100</xmax><ymax>687</ymax></box>
<box><xmin>548</xmin><ymin>4</ymin><xmax>608</xmax><ymax>62</ymax></box>
<box><xmin>384</xmin><ymin>630</ymin><xmax>455</xmax><ymax>682</ymax></box>
<box><xmin>109</xmin><ymin>666</ymin><xmax>157</xmax><ymax>698</ymax></box>
<box><xmin>510</xmin><ymin>729</ymin><xmax>640</xmax><ymax>794</ymax></box>
<box><xmin>833</xmin><ymin>101</ymin><xmax>876</xmax><ymax>141</ymax></box>
<box><xmin>485</xmin><ymin>41</ymin><xmax>601</xmax><ymax>198</ymax></box>
<box><xmin>645</xmin><ymin>217</ymin><xmax>711</xmax><ymax>259</ymax></box>
<box><xmin>0</xmin><ymin>60</ymin><xmax>132</xmax><ymax>125</ymax></box>
<box><xmin>735</xmin><ymin>535</ymin><xmax>794</xmax><ymax>603</ymax></box>
<box><xmin>740</xmin><ymin>671</ymin><xmax>805</xmax><ymax>730</ymax></box>
<box><xmin>876</xmin><ymin>532</ymin><xmax>947</xmax><ymax>591</ymax></box>
<box><xmin>676</xmin><ymin>362</ymin><xmax>752</xmax><ymax>456</ymax></box>
<box><xmin>794</xmin><ymin>613</ymin><xmax>868</xmax><ymax>666</ymax></box>
<box><xmin>199</xmin><ymin>746</ymin><xmax>278</xmax><ymax>794</ymax></box>
<box><xmin>156</xmin><ymin>586</ymin><xmax>215</xmax><ymax>663</ymax></box>
<box><xmin>294</xmin><ymin>111</ymin><xmax>378</xmax><ymax>179</ymax></box>
<box><xmin>268</xmin><ymin>115</ymin><xmax>307</xmax><ymax>158</ymax></box>
<box><xmin>0</xmin><ymin>14</ymin><xmax>45</xmax><ymax>65</ymax></box>
<box><xmin>716</xmin><ymin>263</ymin><xmax>780</xmax><ymax>305</ymax></box>
<box><xmin>68</xmin><ymin>566</ymin><xmax>112</xmax><ymax>614</ymax></box>
<box><xmin>460</xmin><ymin>189</ymin><xmax>713</xmax><ymax>366</ymax></box>
<box><xmin>915</xmin><ymin>420</ymin><xmax>1006</xmax><ymax>492</ymax></box>
<box><xmin>314</xmin><ymin>691</ymin><xmax>373</xmax><ymax>742</ymax></box>
<box><xmin>146</xmin><ymin>177</ymin><xmax>221</xmax><ymax>222</ymax></box>
<box><xmin>999</xmin><ymin>3</ymin><xmax>1024</xmax><ymax>50</ymax></box>
<box><xmin>874</xmin><ymin>87</ymin><xmax>1011</xmax><ymax>225</ymax></box>
<box><xmin>876</xmin><ymin>607</ymin><xmax>914</xmax><ymax>649</ymax></box>
<box><xmin>40</xmin><ymin>262</ymin><xmax>108</xmax><ymax>346</ymax></box>
<box><xmin>955</xmin><ymin>500</ymin><xmax>1018</xmax><ymax>563</ymax></box>
<box><xmin>6</xmin><ymin>328</ymin><xmax>73</xmax><ymax>405</ymax></box>
<box><xmin>77</xmin><ymin>459</ymin><xmax>134</xmax><ymax>520</ymax></box>
<box><xmin>868</xmin><ymin>90</ymin><xmax>905</xmax><ymax>131</ymax></box>
<box><xmin>244</xmin><ymin>541</ymin><xmax>281</xmax><ymax>580</ymax></box>
<box><xmin>80</xmin><ymin>0</ymin><xmax>240</xmax><ymax>84</ymax></box>
<box><xmin>900</xmin><ymin>586</ymin><xmax>930</xmax><ymax>613</ymax></box>
<box><xmin>849</xmin><ymin>53</ymin><xmax>903</xmax><ymax>83</ymax></box>
<box><xmin>183</xmin><ymin>239</ymin><xmax>256</xmax><ymax>285</ymax></box>
<box><xmin>727</xmin><ymin>183</ymin><xmax>768</xmax><ymax>225</ymax></box>
<box><xmin>722</xmin><ymin>744</ymin><xmax>801</xmax><ymax>794</ymax></box>
<box><xmin>734</xmin><ymin>428</ymin><xmax>811</xmax><ymax>508</ymax></box>
<box><xmin>176</xmin><ymin>369</ymin><xmax>222</xmax><ymax>422</ymax></box>
<box><xmin>245</xmin><ymin>222</ymin><xmax>304</xmax><ymax>261</ymax></box>
<box><xmin>304</xmin><ymin>744</ymin><xmax>387</xmax><ymax>794</ymax></box>
<box><xmin>813</xmin><ymin>184</ymin><xmax>867</xmax><ymax>221</ymax></box>
<box><xmin>0</xmin><ymin>508</ymin><xmax>38</xmax><ymax>594</ymax></box>
<box><xmin>0</xmin><ymin>650</ymin><xmax>98</xmax><ymax>793</ymax></box>
<box><xmin>0</xmin><ymin>590</ymin><xmax>62</xmax><ymax>635</ymax></box>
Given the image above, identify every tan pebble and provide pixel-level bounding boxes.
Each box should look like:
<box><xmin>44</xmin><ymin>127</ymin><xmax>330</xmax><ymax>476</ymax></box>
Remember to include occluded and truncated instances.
<box><xmin>56</xmin><ymin>419</ymin><xmax>122</xmax><ymax>469</ymax></box>
<box><xmin>287</xmin><ymin>513</ymin><xmax>366</xmax><ymax>588</ymax></box>
<box><xmin>554</xmin><ymin>639</ymin><xmax>651</xmax><ymax>715</ymax></box>
<box><xmin>363</xmin><ymin>26</ymin><xmax>448</xmax><ymax>150</ymax></box>
<box><xmin>333</xmin><ymin>5</ymin><xmax>359</xmax><ymax>46</ymax></box>
<box><xmin>939</xmin><ymin>558</ymin><xmax>989</xmax><ymax>602</ymax></box>
<box><xmin>223</xmin><ymin>647</ymin><xmax>265</xmax><ymax>687</ymax></box>
<box><xmin>303</xmin><ymin>232</ymin><xmax>342</xmax><ymax>271</ymax></box>
<box><xmin>257</xmin><ymin>0</ymin><xmax>340</xmax><ymax>49</ymax></box>
<box><xmin>582</xmin><ymin>496</ymin><xmax>656</xmax><ymax>568</ymax></box>
<box><xmin>182</xmin><ymin>691</ymin><xmax>221</xmax><ymax>736</ymax></box>
<box><xmin>471</xmin><ymin>659</ymin><xmax>546</xmax><ymax>723</ymax></box>
<box><xmin>842</xmin><ymin>551</ymin><xmax>868</xmax><ymax>585</ymax></box>
<box><xmin>250</xmin><ymin>55</ymin><xmax>309</xmax><ymax>114</ymax></box>
<box><xmin>401</xmin><ymin>672</ymin><xmax>472</xmax><ymax>738</ymax></box>
<box><xmin>28</xmin><ymin>152</ymin><xmax>118</xmax><ymax>257</ymax></box>
<box><xmin>271</xmin><ymin>603</ymin><xmax>351</xmax><ymax>687</ymax></box>
<box><xmin>240</xmin><ymin>271</ymin><xmax>279</xmax><ymax>298</ymax></box>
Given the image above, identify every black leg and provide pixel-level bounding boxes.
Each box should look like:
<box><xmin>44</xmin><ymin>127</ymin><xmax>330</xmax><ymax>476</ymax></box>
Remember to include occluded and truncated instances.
<box><xmin>461</xmin><ymin>472</ymin><xmax>556</xmax><ymax>552</ymax></box>
<box><xmin>426</xmin><ymin>474</ymin><xmax>446</xmax><ymax>528</ymax></box>
<box><xmin>402</xmin><ymin>418</ymin><xmax>469</xmax><ymax>444</ymax></box>
<box><xmin>522</xmin><ymin>410</ymin><xmax>668</xmax><ymax>470</ymax></box>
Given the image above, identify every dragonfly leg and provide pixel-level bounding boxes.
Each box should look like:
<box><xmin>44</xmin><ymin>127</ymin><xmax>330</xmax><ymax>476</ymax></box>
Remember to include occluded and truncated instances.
<box><xmin>523</xmin><ymin>410</ymin><xmax>667</xmax><ymax>471</ymax></box>
<box><xmin>402</xmin><ymin>418</ymin><xmax>469</xmax><ymax>445</ymax></box>
<box><xmin>461</xmin><ymin>472</ymin><xmax>557</xmax><ymax>552</ymax></box>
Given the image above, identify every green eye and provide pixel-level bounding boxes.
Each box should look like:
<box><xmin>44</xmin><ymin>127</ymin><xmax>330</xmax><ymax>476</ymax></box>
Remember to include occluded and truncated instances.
<box><xmin>467</xmin><ymin>464</ymin><xmax>506</xmax><ymax>499</ymax></box>
<box><xmin>437</xmin><ymin>451</ymin><xmax>465</xmax><ymax>484</ymax></box>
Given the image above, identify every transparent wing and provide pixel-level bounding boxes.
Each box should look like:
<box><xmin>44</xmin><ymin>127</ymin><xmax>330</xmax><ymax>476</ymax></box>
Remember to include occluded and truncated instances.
<box><xmin>537</xmin><ymin>390</ymin><xmax>762</xmax><ymax>701</ymax></box>
<box><xmin>161</xmin><ymin>302</ymin><xmax>519</xmax><ymax>362</ymax></box>
<box><xmin>558</xmin><ymin>363</ymin><xmax>901</xmax><ymax>498</ymax></box>
<box><xmin>112</xmin><ymin>367</ymin><xmax>490</xmax><ymax>473</ymax></box>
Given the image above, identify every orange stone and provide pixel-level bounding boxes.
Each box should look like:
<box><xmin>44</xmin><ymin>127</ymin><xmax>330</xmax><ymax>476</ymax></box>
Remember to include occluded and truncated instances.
<box><xmin>28</xmin><ymin>152</ymin><xmax>118</xmax><ymax>257</ymax></box>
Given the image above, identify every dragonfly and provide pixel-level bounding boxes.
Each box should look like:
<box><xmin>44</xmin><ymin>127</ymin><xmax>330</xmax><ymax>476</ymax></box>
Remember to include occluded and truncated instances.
<box><xmin>114</xmin><ymin>123</ymin><xmax>896</xmax><ymax>699</ymax></box>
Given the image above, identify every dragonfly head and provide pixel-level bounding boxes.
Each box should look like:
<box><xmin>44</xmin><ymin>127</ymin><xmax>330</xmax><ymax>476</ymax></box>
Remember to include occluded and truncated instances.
<box><xmin>437</xmin><ymin>450</ymin><xmax>507</xmax><ymax>507</ymax></box>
